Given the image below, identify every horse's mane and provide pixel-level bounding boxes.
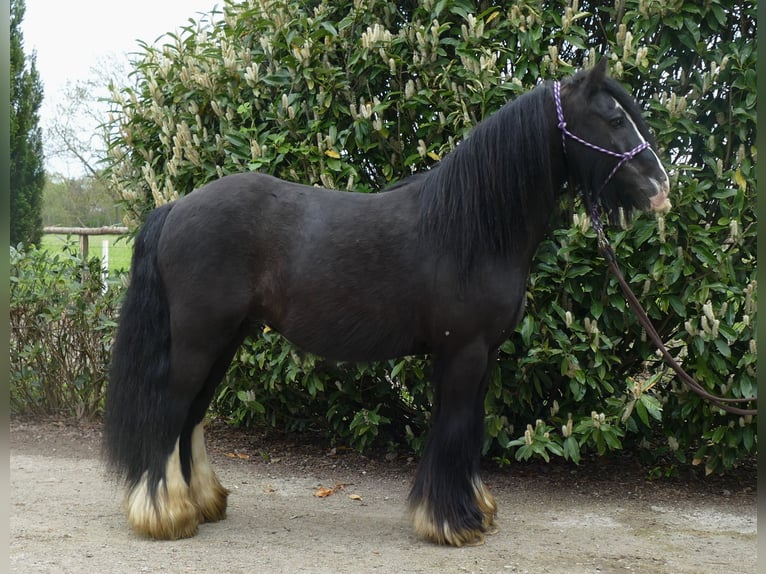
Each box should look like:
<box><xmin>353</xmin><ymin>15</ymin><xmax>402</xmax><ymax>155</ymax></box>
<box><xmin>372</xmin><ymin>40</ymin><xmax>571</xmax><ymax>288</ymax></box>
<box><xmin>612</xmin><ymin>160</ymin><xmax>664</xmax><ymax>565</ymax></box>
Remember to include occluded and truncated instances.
<box><xmin>416</xmin><ymin>83</ymin><xmax>555</xmax><ymax>273</ymax></box>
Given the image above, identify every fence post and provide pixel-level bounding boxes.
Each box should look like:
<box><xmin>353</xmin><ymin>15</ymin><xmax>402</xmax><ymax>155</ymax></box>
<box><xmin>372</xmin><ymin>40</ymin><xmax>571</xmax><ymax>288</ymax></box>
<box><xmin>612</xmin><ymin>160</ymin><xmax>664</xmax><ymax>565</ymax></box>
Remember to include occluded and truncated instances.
<box><xmin>101</xmin><ymin>239</ymin><xmax>110</xmax><ymax>293</ymax></box>
<box><xmin>79</xmin><ymin>234</ymin><xmax>89</xmax><ymax>260</ymax></box>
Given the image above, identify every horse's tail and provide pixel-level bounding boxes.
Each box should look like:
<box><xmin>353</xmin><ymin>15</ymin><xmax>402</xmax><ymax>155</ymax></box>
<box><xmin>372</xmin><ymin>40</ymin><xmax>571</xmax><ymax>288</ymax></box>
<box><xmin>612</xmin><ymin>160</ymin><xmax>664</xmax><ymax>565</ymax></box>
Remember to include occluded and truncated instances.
<box><xmin>103</xmin><ymin>202</ymin><xmax>177</xmax><ymax>492</ymax></box>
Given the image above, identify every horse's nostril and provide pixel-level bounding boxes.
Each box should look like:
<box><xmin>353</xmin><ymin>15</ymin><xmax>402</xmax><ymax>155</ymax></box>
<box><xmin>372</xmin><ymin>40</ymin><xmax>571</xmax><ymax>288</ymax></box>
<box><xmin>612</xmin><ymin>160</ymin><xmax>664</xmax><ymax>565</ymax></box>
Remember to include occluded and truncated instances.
<box><xmin>650</xmin><ymin>188</ymin><xmax>671</xmax><ymax>213</ymax></box>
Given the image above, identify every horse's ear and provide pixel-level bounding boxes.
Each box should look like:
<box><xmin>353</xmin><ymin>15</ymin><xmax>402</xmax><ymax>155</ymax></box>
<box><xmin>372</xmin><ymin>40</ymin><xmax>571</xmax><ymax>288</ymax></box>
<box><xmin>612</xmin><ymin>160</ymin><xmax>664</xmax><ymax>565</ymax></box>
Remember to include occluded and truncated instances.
<box><xmin>586</xmin><ymin>57</ymin><xmax>609</xmax><ymax>92</ymax></box>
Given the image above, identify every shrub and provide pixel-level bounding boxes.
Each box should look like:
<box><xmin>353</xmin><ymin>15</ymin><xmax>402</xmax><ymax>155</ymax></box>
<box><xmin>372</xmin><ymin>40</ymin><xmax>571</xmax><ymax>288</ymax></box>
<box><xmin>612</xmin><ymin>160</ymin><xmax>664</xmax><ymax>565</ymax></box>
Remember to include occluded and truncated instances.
<box><xmin>215</xmin><ymin>330</ymin><xmax>431</xmax><ymax>452</ymax></box>
<box><xmin>9</xmin><ymin>242</ymin><xmax>124</xmax><ymax>419</ymax></box>
<box><xmin>104</xmin><ymin>0</ymin><xmax>755</xmax><ymax>471</ymax></box>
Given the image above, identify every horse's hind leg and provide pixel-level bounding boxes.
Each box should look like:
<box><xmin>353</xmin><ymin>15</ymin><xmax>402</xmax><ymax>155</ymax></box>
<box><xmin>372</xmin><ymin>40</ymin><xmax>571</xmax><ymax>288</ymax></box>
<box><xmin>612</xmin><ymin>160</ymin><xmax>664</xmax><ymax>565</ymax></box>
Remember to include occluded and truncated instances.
<box><xmin>408</xmin><ymin>342</ymin><xmax>497</xmax><ymax>546</ymax></box>
<box><xmin>124</xmin><ymin>327</ymin><xmax>243</xmax><ymax>539</ymax></box>
<box><xmin>179</xmin><ymin>340</ymin><xmax>245</xmax><ymax>524</ymax></box>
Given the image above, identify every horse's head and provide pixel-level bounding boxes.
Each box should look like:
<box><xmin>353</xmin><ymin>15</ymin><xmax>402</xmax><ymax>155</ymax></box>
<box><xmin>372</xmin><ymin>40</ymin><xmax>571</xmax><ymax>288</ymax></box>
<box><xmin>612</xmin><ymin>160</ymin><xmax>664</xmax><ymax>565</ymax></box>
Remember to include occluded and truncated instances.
<box><xmin>556</xmin><ymin>58</ymin><xmax>670</xmax><ymax>222</ymax></box>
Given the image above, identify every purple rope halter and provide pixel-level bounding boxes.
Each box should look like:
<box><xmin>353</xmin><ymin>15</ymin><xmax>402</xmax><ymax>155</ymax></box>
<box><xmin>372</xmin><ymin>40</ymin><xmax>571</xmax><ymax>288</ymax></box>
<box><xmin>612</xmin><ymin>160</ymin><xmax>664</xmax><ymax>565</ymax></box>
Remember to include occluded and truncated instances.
<box><xmin>554</xmin><ymin>80</ymin><xmax>650</xmax><ymax>248</ymax></box>
<box><xmin>553</xmin><ymin>80</ymin><xmax>650</xmax><ymax>197</ymax></box>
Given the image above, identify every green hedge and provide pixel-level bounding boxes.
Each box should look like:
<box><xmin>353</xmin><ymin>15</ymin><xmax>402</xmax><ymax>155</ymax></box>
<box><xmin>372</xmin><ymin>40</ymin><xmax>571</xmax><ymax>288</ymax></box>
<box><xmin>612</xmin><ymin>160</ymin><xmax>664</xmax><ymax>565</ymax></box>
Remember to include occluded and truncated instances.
<box><xmin>10</xmin><ymin>242</ymin><xmax>124</xmax><ymax>418</ymax></box>
<box><xmin>102</xmin><ymin>0</ymin><xmax>755</xmax><ymax>473</ymax></box>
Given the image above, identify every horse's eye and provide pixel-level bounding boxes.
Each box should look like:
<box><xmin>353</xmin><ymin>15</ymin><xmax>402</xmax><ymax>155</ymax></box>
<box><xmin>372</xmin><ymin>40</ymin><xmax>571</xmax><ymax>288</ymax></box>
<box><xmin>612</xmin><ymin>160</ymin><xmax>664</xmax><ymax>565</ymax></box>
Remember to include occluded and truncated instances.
<box><xmin>610</xmin><ymin>117</ymin><xmax>625</xmax><ymax>128</ymax></box>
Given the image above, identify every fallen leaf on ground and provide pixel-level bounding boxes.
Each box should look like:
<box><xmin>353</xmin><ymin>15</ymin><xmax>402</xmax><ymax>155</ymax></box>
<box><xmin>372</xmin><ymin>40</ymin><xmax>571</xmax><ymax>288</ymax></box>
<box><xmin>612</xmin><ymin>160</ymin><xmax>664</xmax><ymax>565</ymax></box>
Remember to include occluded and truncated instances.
<box><xmin>314</xmin><ymin>483</ymin><xmax>346</xmax><ymax>498</ymax></box>
<box><xmin>349</xmin><ymin>494</ymin><xmax>362</xmax><ymax>501</ymax></box>
<box><xmin>224</xmin><ymin>452</ymin><xmax>250</xmax><ymax>460</ymax></box>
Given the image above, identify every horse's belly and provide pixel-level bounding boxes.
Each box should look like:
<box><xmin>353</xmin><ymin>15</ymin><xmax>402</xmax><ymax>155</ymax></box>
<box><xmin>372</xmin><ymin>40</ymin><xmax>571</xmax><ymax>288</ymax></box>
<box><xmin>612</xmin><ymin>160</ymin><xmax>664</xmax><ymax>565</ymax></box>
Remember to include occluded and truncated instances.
<box><xmin>266</xmin><ymin>312</ymin><xmax>422</xmax><ymax>364</ymax></box>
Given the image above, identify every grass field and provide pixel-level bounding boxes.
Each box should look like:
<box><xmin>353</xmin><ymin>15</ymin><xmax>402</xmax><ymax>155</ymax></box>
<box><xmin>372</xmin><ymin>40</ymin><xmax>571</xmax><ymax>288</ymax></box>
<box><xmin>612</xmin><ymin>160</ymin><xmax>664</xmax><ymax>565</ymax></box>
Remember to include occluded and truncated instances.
<box><xmin>41</xmin><ymin>234</ymin><xmax>134</xmax><ymax>277</ymax></box>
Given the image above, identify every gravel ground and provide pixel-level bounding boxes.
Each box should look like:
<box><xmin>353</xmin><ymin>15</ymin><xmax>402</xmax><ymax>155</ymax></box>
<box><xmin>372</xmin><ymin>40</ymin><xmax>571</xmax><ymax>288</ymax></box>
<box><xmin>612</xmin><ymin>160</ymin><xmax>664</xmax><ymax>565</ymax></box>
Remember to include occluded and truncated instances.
<box><xmin>9</xmin><ymin>418</ymin><xmax>757</xmax><ymax>574</ymax></box>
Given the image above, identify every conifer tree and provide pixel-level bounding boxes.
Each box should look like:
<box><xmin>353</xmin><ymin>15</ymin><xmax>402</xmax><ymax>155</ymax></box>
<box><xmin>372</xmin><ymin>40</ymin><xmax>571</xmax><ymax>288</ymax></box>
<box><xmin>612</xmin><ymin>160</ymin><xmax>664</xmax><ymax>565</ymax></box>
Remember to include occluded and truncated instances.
<box><xmin>10</xmin><ymin>0</ymin><xmax>45</xmax><ymax>246</ymax></box>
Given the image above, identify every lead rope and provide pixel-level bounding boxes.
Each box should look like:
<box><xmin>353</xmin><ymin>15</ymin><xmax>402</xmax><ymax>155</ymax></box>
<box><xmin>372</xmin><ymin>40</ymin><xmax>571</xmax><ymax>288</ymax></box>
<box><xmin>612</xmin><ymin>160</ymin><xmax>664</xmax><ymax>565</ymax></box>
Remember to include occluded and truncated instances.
<box><xmin>553</xmin><ymin>80</ymin><xmax>756</xmax><ymax>416</ymax></box>
<box><xmin>588</xmin><ymin>203</ymin><xmax>757</xmax><ymax>416</ymax></box>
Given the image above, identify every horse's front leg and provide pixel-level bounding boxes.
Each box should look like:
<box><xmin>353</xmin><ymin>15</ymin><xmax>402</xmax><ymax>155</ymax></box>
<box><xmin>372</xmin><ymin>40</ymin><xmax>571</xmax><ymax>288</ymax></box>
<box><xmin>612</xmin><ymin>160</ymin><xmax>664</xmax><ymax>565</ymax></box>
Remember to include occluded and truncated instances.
<box><xmin>408</xmin><ymin>342</ymin><xmax>497</xmax><ymax>546</ymax></box>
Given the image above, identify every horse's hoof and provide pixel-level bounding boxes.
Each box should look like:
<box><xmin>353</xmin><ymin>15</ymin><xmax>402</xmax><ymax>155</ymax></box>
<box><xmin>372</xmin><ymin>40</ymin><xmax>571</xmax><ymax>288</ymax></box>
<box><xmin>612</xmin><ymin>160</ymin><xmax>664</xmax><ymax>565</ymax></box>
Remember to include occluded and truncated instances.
<box><xmin>472</xmin><ymin>477</ymin><xmax>498</xmax><ymax>532</ymax></box>
<box><xmin>191</xmin><ymin>473</ymin><xmax>229</xmax><ymax>523</ymax></box>
<box><xmin>465</xmin><ymin>533</ymin><xmax>487</xmax><ymax>547</ymax></box>
<box><xmin>123</xmin><ymin>451</ymin><xmax>202</xmax><ymax>540</ymax></box>
<box><xmin>410</xmin><ymin>501</ymin><xmax>491</xmax><ymax>547</ymax></box>
<box><xmin>125</xmin><ymin>496</ymin><xmax>201</xmax><ymax>540</ymax></box>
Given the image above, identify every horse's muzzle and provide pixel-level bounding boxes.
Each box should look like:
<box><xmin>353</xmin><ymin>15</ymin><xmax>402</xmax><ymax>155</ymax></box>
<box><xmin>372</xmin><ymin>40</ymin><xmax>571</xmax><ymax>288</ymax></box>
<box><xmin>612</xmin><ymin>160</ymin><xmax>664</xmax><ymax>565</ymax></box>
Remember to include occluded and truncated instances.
<box><xmin>649</xmin><ymin>180</ymin><xmax>671</xmax><ymax>213</ymax></box>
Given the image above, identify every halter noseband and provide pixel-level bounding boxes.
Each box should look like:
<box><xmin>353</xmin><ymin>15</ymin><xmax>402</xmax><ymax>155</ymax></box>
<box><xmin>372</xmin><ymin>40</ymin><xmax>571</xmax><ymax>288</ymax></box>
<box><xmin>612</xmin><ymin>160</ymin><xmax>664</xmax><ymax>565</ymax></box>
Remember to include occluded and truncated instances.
<box><xmin>553</xmin><ymin>80</ymin><xmax>650</xmax><ymax>194</ymax></box>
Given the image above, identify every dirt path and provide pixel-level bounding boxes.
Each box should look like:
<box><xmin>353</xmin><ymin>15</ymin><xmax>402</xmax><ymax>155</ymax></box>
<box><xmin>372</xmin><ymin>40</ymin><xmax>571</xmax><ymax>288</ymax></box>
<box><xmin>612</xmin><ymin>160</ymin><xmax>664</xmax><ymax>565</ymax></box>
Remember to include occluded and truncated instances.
<box><xmin>10</xmin><ymin>419</ymin><xmax>756</xmax><ymax>574</ymax></box>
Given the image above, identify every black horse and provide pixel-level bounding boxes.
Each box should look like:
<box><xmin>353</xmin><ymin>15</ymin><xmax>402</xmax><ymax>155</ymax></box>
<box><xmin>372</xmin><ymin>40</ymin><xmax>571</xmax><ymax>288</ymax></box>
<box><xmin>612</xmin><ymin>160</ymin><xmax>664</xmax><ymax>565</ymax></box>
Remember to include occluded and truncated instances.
<box><xmin>104</xmin><ymin>59</ymin><xmax>670</xmax><ymax>546</ymax></box>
